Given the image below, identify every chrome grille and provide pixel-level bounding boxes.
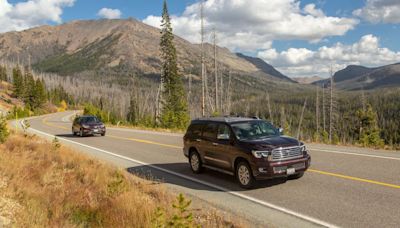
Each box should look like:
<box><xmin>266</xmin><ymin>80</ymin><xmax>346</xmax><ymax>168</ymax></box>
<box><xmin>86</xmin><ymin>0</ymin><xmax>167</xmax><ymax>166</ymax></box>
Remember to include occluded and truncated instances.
<box><xmin>272</xmin><ymin>146</ymin><xmax>303</xmax><ymax>161</ymax></box>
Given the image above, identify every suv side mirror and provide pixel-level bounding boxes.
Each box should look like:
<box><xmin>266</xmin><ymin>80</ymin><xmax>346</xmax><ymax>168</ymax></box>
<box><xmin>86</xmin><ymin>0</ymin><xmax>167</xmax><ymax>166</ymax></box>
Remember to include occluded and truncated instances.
<box><xmin>278</xmin><ymin>128</ymin><xmax>284</xmax><ymax>135</ymax></box>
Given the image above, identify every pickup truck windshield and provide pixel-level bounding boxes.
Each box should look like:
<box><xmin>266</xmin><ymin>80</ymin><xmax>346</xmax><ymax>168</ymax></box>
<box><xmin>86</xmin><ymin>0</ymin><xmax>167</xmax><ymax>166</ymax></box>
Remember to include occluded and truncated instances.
<box><xmin>231</xmin><ymin>121</ymin><xmax>278</xmax><ymax>140</ymax></box>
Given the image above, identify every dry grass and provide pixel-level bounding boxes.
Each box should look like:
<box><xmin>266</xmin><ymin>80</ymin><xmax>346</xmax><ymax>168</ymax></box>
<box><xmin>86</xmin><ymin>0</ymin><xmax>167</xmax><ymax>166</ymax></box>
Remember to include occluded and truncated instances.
<box><xmin>0</xmin><ymin>134</ymin><xmax>246</xmax><ymax>227</ymax></box>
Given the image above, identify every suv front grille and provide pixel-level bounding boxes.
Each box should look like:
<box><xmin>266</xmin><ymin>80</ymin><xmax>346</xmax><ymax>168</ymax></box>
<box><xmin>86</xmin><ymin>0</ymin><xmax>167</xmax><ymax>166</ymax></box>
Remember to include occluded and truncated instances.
<box><xmin>271</xmin><ymin>146</ymin><xmax>303</xmax><ymax>161</ymax></box>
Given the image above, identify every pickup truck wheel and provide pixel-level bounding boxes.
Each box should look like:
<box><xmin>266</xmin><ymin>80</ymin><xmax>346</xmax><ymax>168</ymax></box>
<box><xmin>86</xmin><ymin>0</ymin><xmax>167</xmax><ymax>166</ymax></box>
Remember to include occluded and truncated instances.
<box><xmin>189</xmin><ymin>151</ymin><xmax>203</xmax><ymax>174</ymax></box>
<box><xmin>236</xmin><ymin>161</ymin><xmax>255</xmax><ymax>189</ymax></box>
<box><xmin>288</xmin><ymin>172</ymin><xmax>304</xmax><ymax>180</ymax></box>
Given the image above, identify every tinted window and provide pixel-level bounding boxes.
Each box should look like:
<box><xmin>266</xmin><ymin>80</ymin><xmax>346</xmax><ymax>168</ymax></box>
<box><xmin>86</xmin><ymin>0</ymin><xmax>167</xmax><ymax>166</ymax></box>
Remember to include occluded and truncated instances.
<box><xmin>217</xmin><ymin>124</ymin><xmax>231</xmax><ymax>140</ymax></box>
<box><xmin>187</xmin><ymin>124</ymin><xmax>202</xmax><ymax>137</ymax></box>
<box><xmin>202</xmin><ymin>123</ymin><xmax>218</xmax><ymax>139</ymax></box>
<box><xmin>81</xmin><ymin>117</ymin><xmax>101</xmax><ymax>124</ymax></box>
<box><xmin>231</xmin><ymin>121</ymin><xmax>278</xmax><ymax>140</ymax></box>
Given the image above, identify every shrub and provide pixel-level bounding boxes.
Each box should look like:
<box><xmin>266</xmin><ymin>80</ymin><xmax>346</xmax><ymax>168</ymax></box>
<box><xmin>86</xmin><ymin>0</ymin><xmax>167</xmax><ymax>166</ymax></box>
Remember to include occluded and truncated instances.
<box><xmin>0</xmin><ymin>115</ymin><xmax>9</xmax><ymax>143</ymax></box>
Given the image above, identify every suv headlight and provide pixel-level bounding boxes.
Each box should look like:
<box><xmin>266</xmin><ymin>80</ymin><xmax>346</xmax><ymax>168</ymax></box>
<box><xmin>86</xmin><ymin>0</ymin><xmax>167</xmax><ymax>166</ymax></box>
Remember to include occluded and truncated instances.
<box><xmin>82</xmin><ymin>124</ymin><xmax>90</xmax><ymax>129</ymax></box>
<box><xmin>252</xmin><ymin>150</ymin><xmax>270</xmax><ymax>158</ymax></box>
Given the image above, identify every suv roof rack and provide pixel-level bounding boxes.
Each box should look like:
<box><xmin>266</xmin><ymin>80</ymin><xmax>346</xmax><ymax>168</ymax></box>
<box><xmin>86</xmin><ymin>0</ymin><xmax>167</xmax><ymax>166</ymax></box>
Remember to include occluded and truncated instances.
<box><xmin>193</xmin><ymin>116</ymin><xmax>258</xmax><ymax>123</ymax></box>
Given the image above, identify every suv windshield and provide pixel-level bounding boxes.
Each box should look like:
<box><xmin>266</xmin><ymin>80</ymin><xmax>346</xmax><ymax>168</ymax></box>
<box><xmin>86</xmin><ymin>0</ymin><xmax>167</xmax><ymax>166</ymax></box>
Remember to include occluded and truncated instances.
<box><xmin>81</xmin><ymin>117</ymin><xmax>101</xmax><ymax>124</ymax></box>
<box><xmin>231</xmin><ymin>121</ymin><xmax>278</xmax><ymax>140</ymax></box>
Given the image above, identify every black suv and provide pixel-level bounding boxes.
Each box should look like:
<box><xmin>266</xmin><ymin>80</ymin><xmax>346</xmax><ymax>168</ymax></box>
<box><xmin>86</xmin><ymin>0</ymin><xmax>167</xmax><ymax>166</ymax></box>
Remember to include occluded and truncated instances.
<box><xmin>183</xmin><ymin>117</ymin><xmax>311</xmax><ymax>188</ymax></box>
<box><xmin>72</xmin><ymin>115</ymin><xmax>106</xmax><ymax>137</ymax></box>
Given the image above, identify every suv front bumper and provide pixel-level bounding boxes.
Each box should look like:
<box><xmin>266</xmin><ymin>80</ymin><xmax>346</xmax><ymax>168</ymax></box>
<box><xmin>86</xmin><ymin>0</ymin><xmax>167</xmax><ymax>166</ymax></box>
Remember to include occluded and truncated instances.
<box><xmin>252</xmin><ymin>154</ymin><xmax>311</xmax><ymax>180</ymax></box>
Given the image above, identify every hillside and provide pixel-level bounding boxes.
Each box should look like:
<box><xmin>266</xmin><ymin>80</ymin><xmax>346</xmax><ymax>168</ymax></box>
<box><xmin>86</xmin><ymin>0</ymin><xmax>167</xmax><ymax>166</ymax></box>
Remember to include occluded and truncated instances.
<box><xmin>0</xmin><ymin>81</ymin><xmax>21</xmax><ymax>115</ymax></box>
<box><xmin>313</xmin><ymin>63</ymin><xmax>400</xmax><ymax>90</ymax></box>
<box><xmin>293</xmin><ymin>76</ymin><xmax>323</xmax><ymax>84</ymax></box>
<box><xmin>235</xmin><ymin>53</ymin><xmax>295</xmax><ymax>82</ymax></box>
<box><xmin>0</xmin><ymin>19</ymin><xmax>292</xmax><ymax>83</ymax></box>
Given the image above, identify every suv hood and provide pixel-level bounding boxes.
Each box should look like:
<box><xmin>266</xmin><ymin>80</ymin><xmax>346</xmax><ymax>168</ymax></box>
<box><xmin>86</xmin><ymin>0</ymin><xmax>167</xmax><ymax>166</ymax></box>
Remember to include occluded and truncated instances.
<box><xmin>239</xmin><ymin>136</ymin><xmax>300</xmax><ymax>150</ymax></box>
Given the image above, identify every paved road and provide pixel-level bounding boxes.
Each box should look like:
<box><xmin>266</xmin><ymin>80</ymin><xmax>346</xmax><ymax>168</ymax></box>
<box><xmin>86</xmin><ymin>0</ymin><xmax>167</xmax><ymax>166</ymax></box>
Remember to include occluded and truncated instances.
<box><xmin>16</xmin><ymin>111</ymin><xmax>400</xmax><ymax>227</ymax></box>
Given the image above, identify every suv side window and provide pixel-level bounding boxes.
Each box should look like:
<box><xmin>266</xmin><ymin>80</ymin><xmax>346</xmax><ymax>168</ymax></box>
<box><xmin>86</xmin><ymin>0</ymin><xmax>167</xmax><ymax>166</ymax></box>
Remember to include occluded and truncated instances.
<box><xmin>217</xmin><ymin>124</ymin><xmax>231</xmax><ymax>140</ymax></box>
<box><xmin>202</xmin><ymin>123</ymin><xmax>218</xmax><ymax>140</ymax></box>
<box><xmin>187</xmin><ymin>124</ymin><xmax>202</xmax><ymax>137</ymax></box>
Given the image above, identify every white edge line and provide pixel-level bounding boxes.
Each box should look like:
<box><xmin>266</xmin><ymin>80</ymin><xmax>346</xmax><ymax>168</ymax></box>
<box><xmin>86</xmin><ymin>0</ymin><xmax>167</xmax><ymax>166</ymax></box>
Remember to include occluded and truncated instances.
<box><xmin>310</xmin><ymin>148</ymin><xmax>400</xmax><ymax>161</ymax></box>
<box><xmin>20</xmin><ymin>118</ymin><xmax>337</xmax><ymax>228</ymax></box>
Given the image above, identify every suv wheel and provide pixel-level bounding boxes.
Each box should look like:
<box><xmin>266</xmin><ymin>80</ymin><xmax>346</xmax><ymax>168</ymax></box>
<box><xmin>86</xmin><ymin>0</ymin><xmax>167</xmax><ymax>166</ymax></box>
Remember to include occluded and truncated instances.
<box><xmin>189</xmin><ymin>151</ymin><xmax>203</xmax><ymax>174</ymax></box>
<box><xmin>79</xmin><ymin>129</ymin><xmax>84</xmax><ymax>137</ymax></box>
<box><xmin>288</xmin><ymin>172</ymin><xmax>304</xmax><ymax>180</ymax></box>
<box><xmin>236</xmin><ymin>161</ymin><xmax>255</xmax><ymax>189</ymax></box>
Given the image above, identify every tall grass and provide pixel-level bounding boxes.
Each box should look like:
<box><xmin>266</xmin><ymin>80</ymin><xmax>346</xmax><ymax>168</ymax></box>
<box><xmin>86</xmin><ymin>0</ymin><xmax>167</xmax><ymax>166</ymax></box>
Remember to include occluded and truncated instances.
<box><xmin>0</xmin><ymin>134</ymin><xmax>244</xmax><ymax>227</ymax></box>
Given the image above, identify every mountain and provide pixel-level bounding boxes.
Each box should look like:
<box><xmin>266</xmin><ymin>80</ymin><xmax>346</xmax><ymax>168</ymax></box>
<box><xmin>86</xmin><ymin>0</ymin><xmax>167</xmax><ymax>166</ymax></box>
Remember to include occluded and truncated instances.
<box><xmin>293</xmin><ymin>76</ymin><xmax>323</xmax><ymax>84</ymax></box>
<box><xmin>235</xmin><ymin>53</ymin><xmax>295</xmax><ymax>82</ymax></box>
<box><xmin>0</xmin><ymin>19</ymin><xmax>293</xmax><ymax>83</ymax></box>
<box><xmin>313</xmin><ymin>63</ymin><xmax>400</xmax><ymax>90</ymax></box>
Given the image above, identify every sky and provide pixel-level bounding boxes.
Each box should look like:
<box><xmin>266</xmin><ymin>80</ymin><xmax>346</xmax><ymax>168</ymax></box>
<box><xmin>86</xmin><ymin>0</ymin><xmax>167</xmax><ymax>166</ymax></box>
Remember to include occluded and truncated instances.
<box><xmin>1</xmin><ymin>0</ymin><xmax>400</xmax><ymax>78</ymax></box>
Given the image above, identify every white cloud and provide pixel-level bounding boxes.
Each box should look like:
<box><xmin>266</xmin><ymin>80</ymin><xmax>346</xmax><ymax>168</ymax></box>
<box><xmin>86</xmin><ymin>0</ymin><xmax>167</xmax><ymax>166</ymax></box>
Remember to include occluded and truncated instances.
<box><xmin>143</xmin><ymin>0</ymin><xmax>358</xmax><ymax>52</ymax></box>
<box><xmin>0</xmin><ymin>0</ymin><xmax>75</xmax><ymax>33</ymax></box>
<box><xmin>97</xmin><ymin>8</ymin><xmax>122</xmax><ymax>19</ymax></box>
<box><xmin>353</xmin><ymin>0</ymin><xmax>400</xmax><ymax>23</ymax></box>
<box><xmin>258</xmin><ymin>34</ymin><xmax>400</xmax><ymax>77</ymax></box>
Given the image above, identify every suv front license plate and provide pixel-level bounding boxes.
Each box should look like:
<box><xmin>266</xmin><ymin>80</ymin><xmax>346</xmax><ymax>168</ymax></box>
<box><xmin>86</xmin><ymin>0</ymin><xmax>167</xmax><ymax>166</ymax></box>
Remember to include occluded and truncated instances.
<box><xmin>287</xmin><ymin>168</ymin><xmax>295</xmax><ymax>175</ymax></box>
<box><xmin>93</xmin><ymin>129</ymin><xmax>99</xmax><ymax>133</ymax></box>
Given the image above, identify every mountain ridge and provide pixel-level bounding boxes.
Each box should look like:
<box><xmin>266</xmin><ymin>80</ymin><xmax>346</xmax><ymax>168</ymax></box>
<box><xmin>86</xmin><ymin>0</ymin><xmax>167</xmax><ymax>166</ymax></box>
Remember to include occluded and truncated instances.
<box><xmin>313</xmin><ymin>63</ymin><xmax>400</xmax><ymax>90</ymax></box>
<box><xmin>0</xmin><ymin>19</ymin><xmax>293</xmax><ymax>83</ymax></box>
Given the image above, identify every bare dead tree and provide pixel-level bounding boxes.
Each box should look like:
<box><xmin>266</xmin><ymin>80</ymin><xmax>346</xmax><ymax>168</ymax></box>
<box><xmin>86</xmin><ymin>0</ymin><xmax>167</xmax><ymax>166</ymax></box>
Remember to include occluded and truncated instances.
<box><xmin>266</xmin><ymin>91</ymin><xmax>273</xmax><ymax>123</ymax></box>
<box><xmin>316</xmin><ymin>85</ymin><xmax>320</xmax><ymax>139</ymax></box>
<box><xmin>200</xmin><ymin>0</ymin><xmax>206</xmax><ymax>117</ymax></box>
<box><xmin>329</xmin><ymin>66</ymin><xmax>338</xmax><ymax>143</ymax></box>
<box><xmin>187</xmin><ymin>72</ymin><xmax>192</xmax><ymax>103</ymax></box>
<box><xmin>322</xmin><ymin>83</ymin><xmax>326</xmax><ymax>132</ymax></box>
<box><xmin>226</xmin><ymin>70</ymin><xmax>232</xmax><ymax>115</ymax></box>
<box><xmin>220</xmin><ymin>69</ymin><xmax>224</xmax><ymax>112</ymax></box>
<box><xmin>213</xmin><ymin>28</ymin><xmax>219</xmax><ymax>113</ymax></box>
<box><xmin>361</xmin><ymin>86</ymin><xmax>366</xmax><ymax>111</ymax></box>
<box><xmin>297</xmin><ymin>98</ymin><xmax>307</xmax><ymax>139</ymax></box>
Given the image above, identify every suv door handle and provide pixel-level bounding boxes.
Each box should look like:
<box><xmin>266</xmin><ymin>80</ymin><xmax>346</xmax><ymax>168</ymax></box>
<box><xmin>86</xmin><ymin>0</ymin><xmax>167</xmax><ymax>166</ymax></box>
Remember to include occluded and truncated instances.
<box><xmin>196</xmin><ymin>139</ymin><xmax>202</xmax><ymax>142</ymax></box>
<box><xmin>212</xmin><ymin>142</ymin><xmax>219</xmax><ymax>146</ymax></box>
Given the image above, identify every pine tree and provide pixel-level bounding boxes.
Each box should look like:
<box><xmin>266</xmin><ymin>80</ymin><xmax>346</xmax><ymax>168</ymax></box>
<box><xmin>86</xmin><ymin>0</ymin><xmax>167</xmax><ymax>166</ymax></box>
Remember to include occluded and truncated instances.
<box><xmin>23</xmin><ymin>71</ymin><xmax>35</xmax><ymax>109</ymax></box>
<box><xmin>12</xmin><ymin>66</ymin><xmax>24</xmax><ymax>98</ymax></box>
<box><xmin>159</xmin><ymin>0</ymin><xmax>189</xmax><ymax>129</ymax></box>
<box><xmin>127</xmin><ymin>93</ymin><xmax>139</xmax><ymax>125</ymax></box>
<box><xmin>34</xmin><ymin>79</ymin><xmax>47</xmax><ymax>109</ymax></box>
<box><xmin>0</xmin><ymin>65</ymin><xmax>7</xmax><ymax>81</ymax></box>
<box><xmin>356</xmin><ymin>104</ymin><xmax>384</xmax><ymax>147</ymax></box>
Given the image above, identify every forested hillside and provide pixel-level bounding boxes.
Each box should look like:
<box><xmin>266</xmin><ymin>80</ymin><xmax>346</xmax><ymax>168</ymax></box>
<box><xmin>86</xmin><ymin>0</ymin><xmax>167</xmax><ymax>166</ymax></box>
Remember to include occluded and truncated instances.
<box><xmin>0</xmin><ymin>18</ymin><xmax>399</xmax><ymax>149</ymax></box>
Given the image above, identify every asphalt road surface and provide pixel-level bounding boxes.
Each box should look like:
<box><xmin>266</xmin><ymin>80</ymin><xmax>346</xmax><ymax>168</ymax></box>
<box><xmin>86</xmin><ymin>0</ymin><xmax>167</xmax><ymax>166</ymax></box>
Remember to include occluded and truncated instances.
<box><xmin>14</xmin><ymin>111</ymin><xmax>400</xmax><ymax>227</ymax></box>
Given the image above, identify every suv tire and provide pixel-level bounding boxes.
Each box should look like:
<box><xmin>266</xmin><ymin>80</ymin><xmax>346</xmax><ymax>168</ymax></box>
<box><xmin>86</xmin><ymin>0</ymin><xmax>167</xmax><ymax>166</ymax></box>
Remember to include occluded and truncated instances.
<box><xmin>189</xmin><ymin>150</ymin><xmax>203</xmax><ymax>174</ymax></box>
<box><xmin>236</xmin><ymin>161</ymin><xmax>255</xmax><ymax>189</ymax></box>
<box><xmin>288</xmin><ymin>172</ymin><xmax>304</xmax><ymax>180</ymax></box>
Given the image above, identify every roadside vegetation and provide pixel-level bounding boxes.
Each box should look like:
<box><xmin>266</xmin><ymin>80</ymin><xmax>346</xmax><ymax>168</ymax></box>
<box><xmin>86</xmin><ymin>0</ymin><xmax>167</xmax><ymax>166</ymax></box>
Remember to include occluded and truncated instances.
<box><xmin>0</xmin><ymin>132</ymin><xmax>243</xmax><ymax>227</ymax></box>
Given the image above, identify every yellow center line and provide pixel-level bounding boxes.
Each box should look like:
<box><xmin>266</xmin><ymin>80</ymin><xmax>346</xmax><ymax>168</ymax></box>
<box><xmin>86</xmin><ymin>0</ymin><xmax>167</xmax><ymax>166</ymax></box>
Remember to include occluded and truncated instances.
<box><xmin>308</xmin><ymin>169</ymin><xmax>400</xmax><ymax>189</ymax></box>
<box><xmin>42</xmin><ymin>116</ymin><xmax>400</xmax><ymax>190</ymax></box>
<box><xmin>107</xmin><ymin>135</ymin><xmax>182</xmax><ymax>149</ymax></box>
<box><xmin>42</xmin><ymin>117</ymin><xmax>69</xmax><ymax>130</ymax></box>
<box><xmin>42</xmin><ymin>117</ymin><xmax>181</xmax><ymax>149</ymax></box>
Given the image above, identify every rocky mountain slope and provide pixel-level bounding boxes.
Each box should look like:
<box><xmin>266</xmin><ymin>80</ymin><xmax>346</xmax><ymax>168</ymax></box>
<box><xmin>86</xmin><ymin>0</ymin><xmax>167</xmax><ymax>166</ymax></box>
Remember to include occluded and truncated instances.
<box><xmin>0</xmin><ymin>19</ymin><xmax>292</xmax><ymax>83</ymax></box>
<box><xmin>313</xmin><ymin>63</ymin><xmax>400</xmax><ymax>90</ymax></box>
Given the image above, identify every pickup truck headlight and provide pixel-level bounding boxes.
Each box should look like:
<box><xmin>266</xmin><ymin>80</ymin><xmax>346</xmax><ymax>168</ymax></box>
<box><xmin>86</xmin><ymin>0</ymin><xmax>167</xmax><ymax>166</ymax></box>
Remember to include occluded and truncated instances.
<box><xmin>252</xmin><ymin>150</ymin><xmax>270</xmax><ymax>158</ymax></box>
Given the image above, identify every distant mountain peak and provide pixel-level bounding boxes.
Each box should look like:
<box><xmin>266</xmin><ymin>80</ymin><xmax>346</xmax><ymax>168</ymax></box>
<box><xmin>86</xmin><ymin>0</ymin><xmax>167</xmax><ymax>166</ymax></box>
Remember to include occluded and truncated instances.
<box><xmin>235</xmin><ymin>53</ymin><xmax>295</xmax><ymax>82</ymax></box>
